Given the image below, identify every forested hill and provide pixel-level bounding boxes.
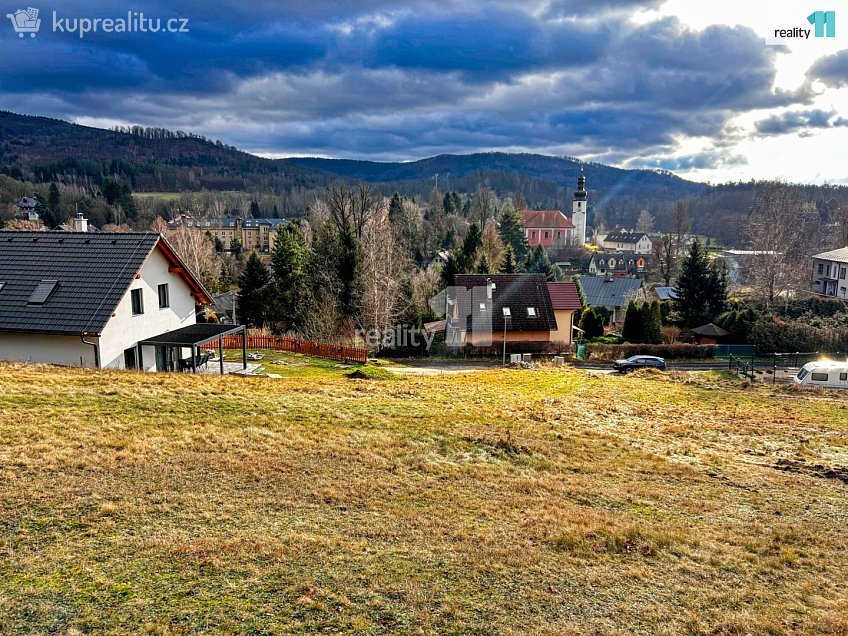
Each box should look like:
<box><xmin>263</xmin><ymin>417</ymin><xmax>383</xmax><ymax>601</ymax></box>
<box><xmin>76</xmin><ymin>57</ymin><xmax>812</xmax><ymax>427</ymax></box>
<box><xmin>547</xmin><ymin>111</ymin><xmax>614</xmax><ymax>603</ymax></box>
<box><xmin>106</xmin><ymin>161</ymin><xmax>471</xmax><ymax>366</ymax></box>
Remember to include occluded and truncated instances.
<box><xmin>287</xmin><ymin>153</ymin><xmax>707</xmax><ymax>201</ymax></box>
<box><xmin>0</xmin><ymin>111</ymin><xmax>706</xmax><ymax>201</ymax></box>
<box><xmin>0</xmin><ymin>111</ymin><xmax>332</xmax><ymax>192</ymax></box>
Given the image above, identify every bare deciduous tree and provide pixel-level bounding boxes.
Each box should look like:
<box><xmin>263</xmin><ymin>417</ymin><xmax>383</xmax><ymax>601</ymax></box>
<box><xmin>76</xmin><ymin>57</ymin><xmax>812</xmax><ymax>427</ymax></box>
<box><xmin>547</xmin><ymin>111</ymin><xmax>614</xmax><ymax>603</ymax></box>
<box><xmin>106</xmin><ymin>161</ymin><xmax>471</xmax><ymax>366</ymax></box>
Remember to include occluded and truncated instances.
<box><xmin>669</xmin><ymin>201</ymin><xmax>692</xmax><ymax>256</ymax></box>
<box><xmin>325</xmin><ymin>182</ymin><xmax>381</xmax><ymax>239</ymax></box>
<box><xmin>636</xmin><ymin>209</ymin><xmax>655</xmax><ymax>233</ymax></box>
<box><xmin>359</xmin><ymin>212</ymin><xmax>412</xmax><ymax>345</ymax></box>
<box><xmin>652</xmin><ymin>233</ymin><xmax>676</xmax><ymax>286</ymax></box>
<box><xmin>159</xmin><ymin>217</ymin><xmax>222</xmax><ymax>292</ymax></box>
<box><xmin>744</xmin><ymin>182</ymin><xmax>811</xmax><ymax>310</ymax></box>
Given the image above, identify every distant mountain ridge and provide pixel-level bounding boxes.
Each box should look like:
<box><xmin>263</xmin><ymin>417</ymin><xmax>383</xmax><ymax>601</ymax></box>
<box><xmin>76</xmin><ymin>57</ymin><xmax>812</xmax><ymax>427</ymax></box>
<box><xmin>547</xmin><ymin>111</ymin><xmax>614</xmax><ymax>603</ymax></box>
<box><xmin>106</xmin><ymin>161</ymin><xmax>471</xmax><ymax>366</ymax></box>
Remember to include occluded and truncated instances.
<box><xmin>0</xmin><ymin>110</ymin><xmax>706</xmax><ymax>202</ymax></box>
<box><xmin>287</xmin><ymin>153</ymin><xmax>706</xmax><ymax>200</ymax></box>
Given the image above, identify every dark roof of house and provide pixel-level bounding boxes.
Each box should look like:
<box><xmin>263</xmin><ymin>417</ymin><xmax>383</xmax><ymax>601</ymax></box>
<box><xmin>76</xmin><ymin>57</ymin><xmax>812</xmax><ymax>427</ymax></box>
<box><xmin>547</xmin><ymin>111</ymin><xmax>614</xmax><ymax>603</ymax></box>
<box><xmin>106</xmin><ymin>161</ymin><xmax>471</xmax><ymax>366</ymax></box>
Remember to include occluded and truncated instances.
<box><xmin>577</xmin><ymin>275</ymin><xmax>642</xmax><ymax>310</ymax></box>
<box><xmin>519</xmin><ymin>210</ymin><xmax>574</xmax><ymax>229</ymax></box>
<box><xmin>547</xmin><ymin>282</ymin><xmax>583</xmax><ymax>310</ymax></box>
<box><xmin>453</xmin><ymin>274</ymin><xmax>557</xmax><ymax>331</ymax></box>
<box><xmin>605</xmin><ymin>231</ymin><xmax>649</xmax><ymax>244</ymax></box>
<box><xmin>0</xmin><ymin>232</ymin><xmax>212</xmax><ymax>336</ymax></box>
<box><xmin>590</xmin><ymin>251</ymin><xmax>648</xmax><ymax>272</ymax></box>
<box><xmin>691</xmin><ymin>322</ymin><xmax>729</xmax><ymax>337</ymax></box>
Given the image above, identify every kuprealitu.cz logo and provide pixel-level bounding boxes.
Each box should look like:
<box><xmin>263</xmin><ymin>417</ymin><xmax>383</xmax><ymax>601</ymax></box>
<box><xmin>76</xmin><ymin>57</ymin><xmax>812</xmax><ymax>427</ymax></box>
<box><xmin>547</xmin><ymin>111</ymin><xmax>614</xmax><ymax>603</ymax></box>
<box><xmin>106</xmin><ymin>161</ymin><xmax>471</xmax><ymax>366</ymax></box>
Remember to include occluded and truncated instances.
<box><xmin>6</xmin><ymin>6</ymin><xmax>190</xmax><ymax>39</ymax></box>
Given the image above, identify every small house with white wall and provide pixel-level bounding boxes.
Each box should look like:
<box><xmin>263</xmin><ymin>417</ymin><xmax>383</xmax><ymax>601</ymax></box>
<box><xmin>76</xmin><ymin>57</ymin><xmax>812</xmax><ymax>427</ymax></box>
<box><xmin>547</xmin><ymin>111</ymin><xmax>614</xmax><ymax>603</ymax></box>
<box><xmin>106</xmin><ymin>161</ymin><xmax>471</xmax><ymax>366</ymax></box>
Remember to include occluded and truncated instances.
<box><xmin>0</xmin><ymin>230</ymin><xmax>246</xmax><ymax>372</ymax></box>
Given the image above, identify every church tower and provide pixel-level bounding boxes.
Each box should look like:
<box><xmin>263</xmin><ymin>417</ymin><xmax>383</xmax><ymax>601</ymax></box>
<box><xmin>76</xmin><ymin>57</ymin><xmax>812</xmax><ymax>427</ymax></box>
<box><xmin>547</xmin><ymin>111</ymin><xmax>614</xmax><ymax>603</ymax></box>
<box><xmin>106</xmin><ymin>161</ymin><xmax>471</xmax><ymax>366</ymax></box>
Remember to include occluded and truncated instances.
<box><xmin>572</xmin><ymin>168</ymin><xmax>587</xmax><ymax>246</ymax></box>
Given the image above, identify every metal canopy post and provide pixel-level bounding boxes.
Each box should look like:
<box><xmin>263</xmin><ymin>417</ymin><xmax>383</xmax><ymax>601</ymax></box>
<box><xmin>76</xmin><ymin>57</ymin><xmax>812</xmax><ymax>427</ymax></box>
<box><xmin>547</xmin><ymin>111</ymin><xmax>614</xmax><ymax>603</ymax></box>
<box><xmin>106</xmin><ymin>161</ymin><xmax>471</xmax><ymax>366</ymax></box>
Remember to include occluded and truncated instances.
<box><xmin>191</xmin><ymin>344</ymin><xmax>197</xmax><ymax>374</ymax></box>
<box><xmin>219</xmin><ymin>337</ymin><xmax>224</xmax><ymax>375</ymax></box>
<box><xmin>242</xmin><ymin>327</ymin><xmax>247</xmax><ymax>370</ymax></box>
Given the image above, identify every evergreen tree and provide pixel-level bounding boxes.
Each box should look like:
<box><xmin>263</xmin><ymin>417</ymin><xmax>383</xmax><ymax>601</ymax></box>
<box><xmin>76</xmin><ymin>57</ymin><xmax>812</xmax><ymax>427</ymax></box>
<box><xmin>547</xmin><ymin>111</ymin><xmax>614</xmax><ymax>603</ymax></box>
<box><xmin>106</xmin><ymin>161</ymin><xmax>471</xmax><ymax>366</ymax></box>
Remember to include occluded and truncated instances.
<box><xmin>271</xmin><ymin>223</ymin><xmax>312</xmax><ymax>330</ymax></box>
<box><xmin>443</xmin><ymin>191</ymin><xmax>457</xmax><ymax>216</ymax></box>
<box><xmin>47</xmin><ymin>183</ymin><xmax>61</xmax><ymax>214</ymax></box>
<box><xmin>337</xmin><ymin>227</ymin><xmax>363</xmax><ymax>317</ymax></box>
<box><xmin>461</xmin><ymin>199</ymin><xmax>472</xmax><ymax>218</ymax></box>
<box><xmin>237</xmin><ymin>252</ymin><xmax>271</xmax><ymax>327</ymax></box>
<box><xmin>440</xmin><ymin>253</ymin><xmax>458</xmax><ymax>288</ymax></box>
<box><xmin>388</xmin><ymin>192</ymin><xmax>403</xmax><ymax>222</ymax></box>
<box><xmin>34</xmin><ymin>193</ymin><xmax>56</xmax><ymax>228</ymax></box>
<box><xmin>249</xmin><ymin>200</ymin><xmax>261</xmax><ymax>217</ymax></box>
<box><xmin>458</xmin><ymin>224</ymin><xmax>482</xmax><ymax>272</ymax></box>
<box><xmin>500</xmin><ymin>245</ymin><xmax>518</xmax><ymax>273</ymax></box>
<box><xmin>622</xmin><ymin>301</ymin><xmax>643</xmax><ymax>343</ymax></box>
<box><xmin>497</xmin><ymin>205</ymin><xmax>530</xmax><ymax>263</ymax></box>
<box><xmin>214</xmin><ymin>237</ymin><xmax>224</xmax><ymax>252</ymax></box>
<box><xmin>578</xmin><ymin>307</ymin><xmax>604</xmax><ymax>340</ymax></box>
<box><xmin>706</xmin><ymin>262</ymin><xmax>729</xmax><ymax>320</ymax></box>
<box><xmin>524</xmin><ymin>244</ymin><xmax>562</xmax><ymax>281</ymax></box>
<box><xmin>476</xmin><ymin>253</ymin><xmax>491</xmax><ymax>274</ymax></box>
<box><xmin>118</xmin><ymin>184</ymin><xmax>138</xmax><ymax>221</ymax></box>
<box><xmin>230</xmin><ymin>237</ymin><xmax>243</xmax><ymax>260</ymax></box>
<box><xmin>219</xmin><ymin>262</ymin><xmax>232</xmax><ymax>289</ymax></box>
<box><xmin>674</xmin><ymin>238</ymin><xmax>723</xmax><ymax>327</ymax></box>
<box><xmin>645</xmin><ymin>300</ymin><xmax>663</xmax><ymax>344</ymax></box>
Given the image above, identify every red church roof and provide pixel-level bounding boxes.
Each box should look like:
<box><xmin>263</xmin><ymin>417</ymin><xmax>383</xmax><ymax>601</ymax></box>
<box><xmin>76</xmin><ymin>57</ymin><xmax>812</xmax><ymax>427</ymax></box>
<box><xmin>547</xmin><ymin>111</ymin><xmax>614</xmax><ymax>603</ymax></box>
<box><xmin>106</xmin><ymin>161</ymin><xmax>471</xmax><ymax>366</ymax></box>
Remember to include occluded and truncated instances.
<box><xmin>546</xmin><ymin>281</ymin><xmax>583</xmax><ymax>311</ymax></box>
<box><xmin>519</xmin><ymin>210</ymin><xmax>574</xmax><ymax>229</ymax></box>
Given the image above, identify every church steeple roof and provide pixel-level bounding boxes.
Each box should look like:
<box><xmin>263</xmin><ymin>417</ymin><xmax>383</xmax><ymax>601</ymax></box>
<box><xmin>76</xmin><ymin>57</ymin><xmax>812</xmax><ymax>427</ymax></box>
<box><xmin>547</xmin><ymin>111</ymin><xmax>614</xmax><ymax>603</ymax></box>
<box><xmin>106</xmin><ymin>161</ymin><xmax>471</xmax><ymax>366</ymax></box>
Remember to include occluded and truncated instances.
<box><xmin>574</xmin><ymin>167</ymin><xmax>587</xmax><ymax>201</ymax></box>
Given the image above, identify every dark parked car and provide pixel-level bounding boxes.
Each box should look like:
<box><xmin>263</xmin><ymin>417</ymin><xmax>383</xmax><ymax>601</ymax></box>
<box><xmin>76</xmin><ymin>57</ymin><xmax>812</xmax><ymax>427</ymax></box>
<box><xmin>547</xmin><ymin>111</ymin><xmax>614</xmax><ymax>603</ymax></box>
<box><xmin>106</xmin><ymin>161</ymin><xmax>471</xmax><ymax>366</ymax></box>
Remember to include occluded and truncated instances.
<box><xmin>613</xmin><ymin>355</ymin><xmax>666</xmax><ymax>373</ymax></box>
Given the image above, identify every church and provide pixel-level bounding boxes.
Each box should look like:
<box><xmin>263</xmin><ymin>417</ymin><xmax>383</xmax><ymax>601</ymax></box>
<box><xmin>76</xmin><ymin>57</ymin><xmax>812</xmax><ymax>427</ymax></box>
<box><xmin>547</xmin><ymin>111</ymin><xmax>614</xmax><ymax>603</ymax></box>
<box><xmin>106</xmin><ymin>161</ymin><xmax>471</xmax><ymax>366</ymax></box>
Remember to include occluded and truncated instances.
<box><xmin>518</xmin><ymin>172</ymin><xmax>588</xmax><ymax>248</ymax></box>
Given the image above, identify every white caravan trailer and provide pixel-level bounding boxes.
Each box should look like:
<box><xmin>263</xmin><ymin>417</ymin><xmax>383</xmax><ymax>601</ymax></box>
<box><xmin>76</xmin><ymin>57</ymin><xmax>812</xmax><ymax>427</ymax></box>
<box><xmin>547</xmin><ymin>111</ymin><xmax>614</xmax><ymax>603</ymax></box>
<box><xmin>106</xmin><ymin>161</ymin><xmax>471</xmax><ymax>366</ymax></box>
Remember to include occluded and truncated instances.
<box><xmin>793</xmin><ymin>360</ymin><xmax>848</xmax><ymax>390</ymax></box>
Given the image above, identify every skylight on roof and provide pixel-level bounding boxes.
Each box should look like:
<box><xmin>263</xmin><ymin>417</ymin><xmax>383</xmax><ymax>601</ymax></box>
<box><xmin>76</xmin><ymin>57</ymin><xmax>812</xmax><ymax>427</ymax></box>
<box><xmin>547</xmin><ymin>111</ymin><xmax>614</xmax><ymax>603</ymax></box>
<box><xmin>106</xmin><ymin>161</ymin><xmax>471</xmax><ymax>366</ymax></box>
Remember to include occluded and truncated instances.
<box><xmin>0</xmin><ymin>282</ymin><xmax>5</xmax><ymax>292</ymax></box>
<box><xmin>28</xmin><ymin>279</ymin><xmax>58</xmax><ymax>305</ymax></box>
<box><xmin>502</xmin><ymin>307</ymin><xmax>511</xmax><ymax>317</ymax></box>
<box><xmin>527</xmin><ymin>307</ymin><xmax>537</xmax><ymax>317</ymax></box>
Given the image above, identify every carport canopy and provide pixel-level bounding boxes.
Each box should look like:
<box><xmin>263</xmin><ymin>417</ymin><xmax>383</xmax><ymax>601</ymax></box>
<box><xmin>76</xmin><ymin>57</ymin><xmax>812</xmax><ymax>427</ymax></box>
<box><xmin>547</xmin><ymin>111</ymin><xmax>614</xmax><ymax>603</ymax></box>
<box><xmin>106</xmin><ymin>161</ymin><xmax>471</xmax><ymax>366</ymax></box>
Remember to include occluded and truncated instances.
<box><xmin>139</xmin><ymin>323</ymin><xmax>247</xmax><ymax>374</ymax></box>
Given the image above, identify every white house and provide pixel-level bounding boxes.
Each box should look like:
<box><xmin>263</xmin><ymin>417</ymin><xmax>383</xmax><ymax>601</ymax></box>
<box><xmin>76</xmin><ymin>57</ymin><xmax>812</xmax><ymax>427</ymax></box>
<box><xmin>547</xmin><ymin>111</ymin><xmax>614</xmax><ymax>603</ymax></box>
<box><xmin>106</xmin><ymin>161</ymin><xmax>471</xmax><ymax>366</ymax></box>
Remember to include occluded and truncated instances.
<box><xmin>811</xmin><ymin>247</ymin><xmax>848</xmax><ymax>300</ymax></box>
<box><xmin>597</xmin><ymin>231</ymin><xmax>652</xmax><ymax>254</ymax></box>
<box><xmin>0</xmin><ymin>229</ymin><xmax>245</xmax><ymax>372</ymax></box>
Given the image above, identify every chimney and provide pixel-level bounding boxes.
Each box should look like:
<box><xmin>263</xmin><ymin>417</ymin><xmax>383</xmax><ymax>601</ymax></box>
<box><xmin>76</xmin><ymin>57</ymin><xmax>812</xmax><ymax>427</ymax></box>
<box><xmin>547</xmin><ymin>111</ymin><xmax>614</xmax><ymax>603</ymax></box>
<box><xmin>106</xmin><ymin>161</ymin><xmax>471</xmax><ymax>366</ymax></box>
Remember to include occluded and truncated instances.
<box><xmin>73</xmin><ymin>213</ymin><xmax>88</xmax><ymax>233</ymax></box>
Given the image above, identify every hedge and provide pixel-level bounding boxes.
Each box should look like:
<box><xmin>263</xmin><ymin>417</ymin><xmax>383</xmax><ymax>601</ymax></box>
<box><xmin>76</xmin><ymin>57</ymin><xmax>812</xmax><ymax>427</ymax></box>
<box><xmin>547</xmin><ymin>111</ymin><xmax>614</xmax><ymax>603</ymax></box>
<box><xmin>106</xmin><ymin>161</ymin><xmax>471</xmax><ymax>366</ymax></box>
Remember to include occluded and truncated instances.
<box><xmin>585</xmin><ymin>343</ymin><xmax>716</xmax><ymax>361</ymax></box>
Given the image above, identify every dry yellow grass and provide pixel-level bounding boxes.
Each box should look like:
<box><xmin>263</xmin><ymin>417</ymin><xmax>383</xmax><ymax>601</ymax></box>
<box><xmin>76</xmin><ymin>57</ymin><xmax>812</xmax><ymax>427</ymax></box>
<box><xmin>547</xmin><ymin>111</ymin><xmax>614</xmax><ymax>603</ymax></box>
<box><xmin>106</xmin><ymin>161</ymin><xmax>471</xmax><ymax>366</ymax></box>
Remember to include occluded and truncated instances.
<box><xmin>0</xmin><ymin>363</ymin><xmax>847</xmax><ymax>635</ymax></box>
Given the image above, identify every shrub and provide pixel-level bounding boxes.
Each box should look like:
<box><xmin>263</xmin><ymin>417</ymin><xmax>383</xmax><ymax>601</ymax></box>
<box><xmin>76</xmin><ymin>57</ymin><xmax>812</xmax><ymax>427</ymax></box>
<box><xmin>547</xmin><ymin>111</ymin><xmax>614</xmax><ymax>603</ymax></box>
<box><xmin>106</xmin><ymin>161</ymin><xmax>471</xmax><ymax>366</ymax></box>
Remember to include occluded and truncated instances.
<box><xmin>585</xmin><ymin>343</ymin><xmax>716</xmax><ymax>361</ymax></box>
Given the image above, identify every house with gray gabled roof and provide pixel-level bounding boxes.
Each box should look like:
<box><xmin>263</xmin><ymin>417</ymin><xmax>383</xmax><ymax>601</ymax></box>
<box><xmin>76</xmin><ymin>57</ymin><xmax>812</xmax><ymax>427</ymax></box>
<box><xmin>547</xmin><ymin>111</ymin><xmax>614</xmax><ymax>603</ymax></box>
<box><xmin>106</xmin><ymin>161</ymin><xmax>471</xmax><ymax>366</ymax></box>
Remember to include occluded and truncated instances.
<box><xmin>577</xmin><ymin>275</ymin><xmax>643</xmax><ymax>325</ymax></box>
<box><xmin>0</xmin><ymin>230</ymin><xmax>245</xmax><ymax>372</ymax></box>
<box><xmin>811</xmin><ymin>247</ymin><xmax>848</xmax><ymax>299</ymax></box>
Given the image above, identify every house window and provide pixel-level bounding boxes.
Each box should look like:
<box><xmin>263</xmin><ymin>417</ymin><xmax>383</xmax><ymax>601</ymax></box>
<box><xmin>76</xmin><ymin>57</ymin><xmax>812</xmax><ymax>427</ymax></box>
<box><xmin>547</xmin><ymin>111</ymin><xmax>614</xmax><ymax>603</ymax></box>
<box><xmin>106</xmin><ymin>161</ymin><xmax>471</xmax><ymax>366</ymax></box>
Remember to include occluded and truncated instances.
<box><xmin>841</xmin><ymin>373</ymin><xmax>848</xmax><ymax>381</ymax></box>
<box><xmin>841</xmin><ymin>267</ymin><xmax>847</xmax><ymax>279</ymax></box>
<box><xmin>817</xmin><ymin>263</ymin><xmax>824</xmax><ymax>274</ymax></box>
<box><xmin>131</xmin><ymin>288</ymin><xmax>144</xmax><ymax>315</ymax></box>
<box><xmin>527</xmin><ymin>307</ymin><xmax>537</xmax><ymax>317</ymax></box>
<box><xmin>810</xmin><ymin>372</ymin><xmax>829</xmax><ymax>382</ymax></box>
<box><xmin>158</xmin><ymin>283</ymin><xmax>170</xmax><ymax>308</ymax></box>
<box><xmin>531</xmin><ymin>231</ymin><xmax>537</xmax><ymax>239</ymax></box>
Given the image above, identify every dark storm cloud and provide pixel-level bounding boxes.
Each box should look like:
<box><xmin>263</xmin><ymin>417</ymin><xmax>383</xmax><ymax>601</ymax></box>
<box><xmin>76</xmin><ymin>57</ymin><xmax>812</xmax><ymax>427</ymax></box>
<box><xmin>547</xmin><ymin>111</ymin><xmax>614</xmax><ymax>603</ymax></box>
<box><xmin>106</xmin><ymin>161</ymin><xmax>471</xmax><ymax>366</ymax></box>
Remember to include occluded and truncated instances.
<box><xmin>754</xmin><ymin>109</ymin><xmax>848</xmax><ymax>136</ymax></box>
<box><xmin>0</xmin><ymin>1</ymin><xmax>822</xmax><ymax>167</ymax></box>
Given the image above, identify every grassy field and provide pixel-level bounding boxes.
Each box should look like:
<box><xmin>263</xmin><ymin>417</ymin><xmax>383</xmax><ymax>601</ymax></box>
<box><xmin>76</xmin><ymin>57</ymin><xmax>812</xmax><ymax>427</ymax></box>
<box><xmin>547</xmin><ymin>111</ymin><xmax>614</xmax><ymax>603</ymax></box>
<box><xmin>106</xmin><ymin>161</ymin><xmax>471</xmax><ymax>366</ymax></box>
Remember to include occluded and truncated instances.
<box><xmin>1</xmin><ymin>362</ymin><xmax>847</xmax><ymax>635</ymax></box>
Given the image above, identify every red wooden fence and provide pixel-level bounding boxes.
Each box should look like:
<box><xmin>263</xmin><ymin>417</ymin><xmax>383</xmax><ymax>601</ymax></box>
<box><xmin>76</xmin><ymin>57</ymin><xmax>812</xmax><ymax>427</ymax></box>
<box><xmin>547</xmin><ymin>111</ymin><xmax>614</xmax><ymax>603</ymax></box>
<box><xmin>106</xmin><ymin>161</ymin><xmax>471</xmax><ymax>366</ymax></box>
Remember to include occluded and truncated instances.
<box><xmin>220</xmin><ymin>334</ymin><xmax>368</xmax><ymax>364</ymax></box>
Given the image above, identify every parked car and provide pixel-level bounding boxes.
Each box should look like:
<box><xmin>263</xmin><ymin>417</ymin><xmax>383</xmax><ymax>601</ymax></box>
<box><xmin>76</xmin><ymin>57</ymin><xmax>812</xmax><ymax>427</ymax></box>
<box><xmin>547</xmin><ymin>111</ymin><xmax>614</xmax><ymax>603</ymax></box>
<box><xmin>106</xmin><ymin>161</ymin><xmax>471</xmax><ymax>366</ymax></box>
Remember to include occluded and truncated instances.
<box><xmin>613</xmin><ymin>355</ymin><xmax>666</xmax><ymax>373</ymax></box>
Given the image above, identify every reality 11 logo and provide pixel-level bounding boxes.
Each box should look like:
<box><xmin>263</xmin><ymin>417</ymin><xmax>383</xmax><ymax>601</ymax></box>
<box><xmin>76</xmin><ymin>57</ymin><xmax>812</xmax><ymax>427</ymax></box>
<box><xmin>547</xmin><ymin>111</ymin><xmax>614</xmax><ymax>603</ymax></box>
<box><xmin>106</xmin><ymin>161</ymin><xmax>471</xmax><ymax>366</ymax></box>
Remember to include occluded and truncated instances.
<box><xmin>807</xmin><ymin>11</ymin><xmax>835</xmax><ymax>37</ymax></box>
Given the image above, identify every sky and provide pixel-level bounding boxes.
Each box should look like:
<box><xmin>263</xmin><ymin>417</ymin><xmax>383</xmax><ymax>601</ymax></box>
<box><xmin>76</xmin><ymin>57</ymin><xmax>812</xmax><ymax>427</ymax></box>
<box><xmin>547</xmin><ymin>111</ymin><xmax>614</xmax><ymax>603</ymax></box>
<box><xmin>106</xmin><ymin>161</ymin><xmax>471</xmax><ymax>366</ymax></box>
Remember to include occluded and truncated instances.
<box><xmin>1</xmin><ymin>0</ymin><xmax>847</xmax><ymax>184</ymax></box>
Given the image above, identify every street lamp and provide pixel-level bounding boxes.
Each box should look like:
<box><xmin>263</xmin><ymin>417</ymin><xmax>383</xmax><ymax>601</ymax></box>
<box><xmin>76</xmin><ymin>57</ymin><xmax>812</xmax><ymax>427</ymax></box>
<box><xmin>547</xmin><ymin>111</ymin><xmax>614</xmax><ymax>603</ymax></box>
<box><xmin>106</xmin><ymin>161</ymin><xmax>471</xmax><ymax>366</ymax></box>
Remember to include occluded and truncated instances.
<box><xmin>502</xmin><ymin>307</ymin><xmax>511</xmax><ymax>366</ymax></box>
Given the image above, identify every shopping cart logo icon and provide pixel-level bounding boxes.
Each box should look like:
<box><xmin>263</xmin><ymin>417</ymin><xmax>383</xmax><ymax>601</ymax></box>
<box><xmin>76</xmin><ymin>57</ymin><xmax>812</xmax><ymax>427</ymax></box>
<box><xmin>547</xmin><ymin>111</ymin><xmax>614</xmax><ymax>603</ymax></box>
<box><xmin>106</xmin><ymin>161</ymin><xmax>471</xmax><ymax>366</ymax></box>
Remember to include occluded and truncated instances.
<box><xmin>6</xmin><ymin>7</ymin><xmax>41</xmax><ymax>38</ymax></box>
